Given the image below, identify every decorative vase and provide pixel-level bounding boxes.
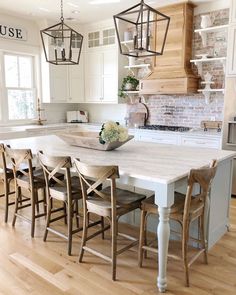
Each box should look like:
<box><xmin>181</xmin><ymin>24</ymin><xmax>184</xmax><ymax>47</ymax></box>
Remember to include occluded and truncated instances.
<box><xmin>124</xmin><ymin>82</ymin><xmax>134</xmax><ymax>91</ymax></box>
<box><xmin>200</xmin><ymin>15</ymin><xmax>212</xmax><ymax>29</ymax></box>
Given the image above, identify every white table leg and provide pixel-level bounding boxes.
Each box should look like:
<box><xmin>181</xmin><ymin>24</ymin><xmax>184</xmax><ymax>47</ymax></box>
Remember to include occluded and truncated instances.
<box><xmin>157</xmin><ymin>206</ymin><xmax>171</xmax><ymax>292</ymax></box>
<box><xmin>154</xmin><ymin>183</ymin><xmax>174</xmax><ymax>293</ymax></box>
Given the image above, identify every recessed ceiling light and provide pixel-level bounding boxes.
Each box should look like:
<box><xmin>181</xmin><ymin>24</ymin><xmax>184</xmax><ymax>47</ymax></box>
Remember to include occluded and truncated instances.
<box><xmin>38</xmin><ymin>7</ymin><xmax>50</xmax><ymax>12</ymax></box>
<box><xmin>67</xmin><ymin>2</ymin><xmax>79</xmax><ymax>8</ymax></box>
<box><xmin>89</xmin><ymin>0</ymin><xmax>120</xmax><ymax>4</ymax></box>
<box><xmin>72</xmin><ymin>10</ymin><xmax>80</xmax><ymax>14</ymax></box>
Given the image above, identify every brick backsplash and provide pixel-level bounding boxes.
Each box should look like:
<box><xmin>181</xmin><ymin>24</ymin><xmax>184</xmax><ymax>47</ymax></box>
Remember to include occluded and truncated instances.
<box><xmin>133</xmin><ymin>8</ymin><xmax>229</xmax><ymax>129</ymax></box>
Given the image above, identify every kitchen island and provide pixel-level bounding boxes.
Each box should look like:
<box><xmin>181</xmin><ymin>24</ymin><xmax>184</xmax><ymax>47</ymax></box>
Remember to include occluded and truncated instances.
<box><xmin>3</xmin><ymin>135</ymin><xmax>235</xmax><ymax>293</ymax></box>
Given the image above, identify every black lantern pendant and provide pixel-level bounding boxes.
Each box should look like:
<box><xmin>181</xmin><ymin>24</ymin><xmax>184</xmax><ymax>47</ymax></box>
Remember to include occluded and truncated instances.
<box><xmin>113</xmin><ymin>0</ymin><xmax>170</xmax><ymax>58</ymax></box>
<box><xmin>40</xmin><ymin>0</ymin><xmax>83</xmax><ymax>65</ymax></box>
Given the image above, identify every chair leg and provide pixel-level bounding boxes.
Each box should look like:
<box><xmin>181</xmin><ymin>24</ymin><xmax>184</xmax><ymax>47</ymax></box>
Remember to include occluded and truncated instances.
<box><xmin>200</xmin><ymin>215</ymin><xmax>208</xmax><ymax>264</ymax></box>
<box><xmin>67</xmin><ymin>202</ymin><xmax>73</xmax><ymax>256</ymax></box>
<box><xmin>42</xmin><ymin>188</ymin><xmax>47</xmax><ymax>217</ymax></box>
<box><xmin>111</xmin><ymin>217</ymin><xmax>117</xmax><ymax>281</ymax></box>
<box><xmin>63</xmin><ymin>202</ymin><xmax>67</xmax><ymax>225</ymax></box>
<box><xmin>101</xmin><ymin>217</ymin><xmax>105</xmax><ymax>239</ymax></box>
<box><xmin>43</xmin><ymin>197</ymin><xmax>52</xmax><ymax>242</ymax></box>
<box><xmin>12</xmin><ymin>186</ymin><xmax>20</xmax><ymax>227</ymax></box>
<box><xmin>79</xmin><ymin>212</ymin><xmax>89</xmax><ymax>263</ymax></box>
<box><xmin>31</xmin><ymin>190</ymin><xmax>36</xmax><ymax>238</ymax></box>
<box><xmin>4</xmin><ymin>180</ymin><xmax>9</xmax><ymax>223</ymax></box>
<box><xmin>75</xmin><ymin>200</ymin><xmax>80</xmax><ymax>229</ymax></box>
<box><xmin>182</xmin><ymin>221</ymin><xmax>190</xmax><ymax>287</ymax></box>
<box><xmin>138</xmin><ymin>209</ymin><xmax>146</xmax><ymax>267</ymax></box>
<box><xmin>35</xmin><ymin>192</ymin><xmax>40</xmax><ymax>214</ymax></box>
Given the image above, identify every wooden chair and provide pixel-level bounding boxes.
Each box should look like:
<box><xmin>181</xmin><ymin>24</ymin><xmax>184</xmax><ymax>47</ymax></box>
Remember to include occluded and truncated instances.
<box><xmin>5</xmin><ymin>147</ymin><xmax>46</xmax><ymax>237</ymax></box>
<box><xmin>138</xmin><ymin>160</ymin><xmax>218</xmax><ymax>287</ymax></box>
<box><xmin>74</xmin><ymin>159</ymin><xmax>146</xmax><ymax>281</ymax></box>
<box><xmin>0</xmin><ymin>144</ymin><xmax>15</xmax><ymax>222</ymax></box>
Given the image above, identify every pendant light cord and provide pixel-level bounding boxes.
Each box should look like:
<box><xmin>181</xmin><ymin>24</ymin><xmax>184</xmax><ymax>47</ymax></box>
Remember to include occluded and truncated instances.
<box><xmin>60</xmin><ymin>0</ymin><xmax>64</xmax><ymax>22</ymax></box>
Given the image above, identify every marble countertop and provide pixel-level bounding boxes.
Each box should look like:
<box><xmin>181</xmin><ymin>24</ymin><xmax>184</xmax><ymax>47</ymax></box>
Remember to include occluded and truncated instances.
<box><xmin>3</xmin><ymin>135</ymin><xmax>235</xmax><ymax>185</ymax></box>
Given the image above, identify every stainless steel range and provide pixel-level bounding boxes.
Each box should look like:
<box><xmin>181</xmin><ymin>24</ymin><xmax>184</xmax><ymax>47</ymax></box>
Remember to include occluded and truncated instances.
<box><xmin>138</xmin><ymin>125</ymin><xmax>191</xmax><ymax>132</ymax></box>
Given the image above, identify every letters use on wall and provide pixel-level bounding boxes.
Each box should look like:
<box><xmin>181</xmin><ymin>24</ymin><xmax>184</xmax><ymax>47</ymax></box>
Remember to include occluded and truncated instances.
<box><xmin>0</xmin><ymin>23</ymin><xmax>27</xmax><ymax>41</ymax></box>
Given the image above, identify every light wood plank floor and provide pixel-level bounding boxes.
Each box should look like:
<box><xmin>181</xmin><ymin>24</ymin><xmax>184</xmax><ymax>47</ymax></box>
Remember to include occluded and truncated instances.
<box><xmin>0</xmin><ymin>192</ymin><xmax>235</xmax><ymax>295</ymax></box>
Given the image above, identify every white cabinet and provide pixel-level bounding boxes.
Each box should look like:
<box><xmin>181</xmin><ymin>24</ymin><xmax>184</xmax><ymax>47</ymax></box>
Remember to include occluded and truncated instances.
<box><xmin>227</xmin><ymin>25</ymin><xmax>236</xmax><ymax>77</ymax></box>
<box><xmin>49</xmin><ymin>65</ymin><xmax>68</xmax><ymax>103</ymax></box>
<box><xmin>181</xmin><ymin>135</ymin><xmax>221</xmax><ymax>149</ymax></box>
<box><xmin>136</xmin><ymin>131</ymin><xmax>179</xmax><ymax>145</ymax></box>
<box><xmin>43</xmin><ymin>54</ymin><xmax>85</xmax><ymax>103</ymax></box>
<box><xmin>85</xmin><ymin>49</ymin><xmax>118</xmax><ymax>103</ymax></box>
<box><xmin>230</xmin><ymin>0</ymin><xmax>236</xmax><ymax>23</ymax></box>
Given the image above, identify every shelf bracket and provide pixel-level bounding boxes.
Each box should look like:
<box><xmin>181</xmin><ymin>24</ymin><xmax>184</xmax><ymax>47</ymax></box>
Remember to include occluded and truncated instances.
<box><xmin>193</xmin><ymin>61</ymin><xmax>203</xmax><ymax>77</ymax></box>
<box><xmin>201</xmin><ymin>91</ymin><xmax>212</xmax><ymax>104</ymax></box>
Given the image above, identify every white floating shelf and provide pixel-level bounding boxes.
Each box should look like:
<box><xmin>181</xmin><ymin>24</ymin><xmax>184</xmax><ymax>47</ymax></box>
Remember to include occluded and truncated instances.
<box><xmin>124</xmin><ymin>64</ymin><xmax>150</xmax><ymax>69</ymax></box>
<box><xmin>228</xmin><ymin>121</ymin><xmax>236</xmax><ymax>124</ymax></box>
<box><xmin>198</xmin><ymin>89</ymin><xmax>225</xmax><ymax>93</ymax></box>
<box><xmin>194</xmin><ymin>24</ymin><xmax>229</xmax><ymax>33</ymax></box>
<box><xmin>124</xmin><ymin>91</ymin><xmax>139</xmax><ymax>94</ymax></box>
<box><xmin>121</xmin><ymin>38</ymin><xmax>146</xmax><ymax>45</ymax></box>
<box><xmin>190</xmin><ymin>57</ymin><xmax>226</xmax><ymax>63</ymax></box>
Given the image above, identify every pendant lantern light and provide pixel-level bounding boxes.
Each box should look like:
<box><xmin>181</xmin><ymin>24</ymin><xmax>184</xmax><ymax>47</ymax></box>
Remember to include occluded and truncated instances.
<box><xmin>113</xmin><ymin>0</ymin><xmax>170</xmax><ymax>58</ymax></box>
<box><xmin>40</xmin><ymin>0</ymin><xmax>83</xmax><ymax>65</ymax></box>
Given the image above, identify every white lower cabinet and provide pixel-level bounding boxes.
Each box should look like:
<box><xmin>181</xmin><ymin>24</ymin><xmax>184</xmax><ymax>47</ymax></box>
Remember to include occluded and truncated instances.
<box><xmin>181</xmin><ymin>135</ymin><xmax>221</xmax><ymax>149</ymax></box>
<box><xmin>136</xmin><ymin>132</ymin><xmax>179</xmax><ymax>145</ymax></box>
<box><xmin>135</xmin><ymin>130</ymin><xmax>221</xmax><ymax>149</ymax></box>
<box><xmin>85</xmin><ymin>49</ymin><xmax>118</xmax><ymax>103</ymax></box>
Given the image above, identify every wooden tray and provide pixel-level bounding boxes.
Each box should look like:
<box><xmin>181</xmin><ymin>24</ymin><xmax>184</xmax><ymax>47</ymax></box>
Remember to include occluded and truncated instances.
<box><xmin>57</xmin><ymin>131</ymin><xmax>134</xmax><ymax>151</ymax></box>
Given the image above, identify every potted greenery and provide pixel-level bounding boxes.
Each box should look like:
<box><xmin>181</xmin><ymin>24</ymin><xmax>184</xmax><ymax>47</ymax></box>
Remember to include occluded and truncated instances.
<box><xmin>119</xmin><ymin>75</ymin><xmax>139</xmax><ymax>98</ymax></box>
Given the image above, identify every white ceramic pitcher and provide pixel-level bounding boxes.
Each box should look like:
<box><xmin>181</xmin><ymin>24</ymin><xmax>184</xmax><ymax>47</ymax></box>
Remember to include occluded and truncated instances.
<box><xmin>201</xmin><ymin>15</ymin><xmax>213</xmax><ymax>29</ymax></box>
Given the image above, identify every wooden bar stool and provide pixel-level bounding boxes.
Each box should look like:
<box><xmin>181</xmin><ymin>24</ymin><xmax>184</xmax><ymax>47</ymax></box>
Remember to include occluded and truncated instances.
<box><xmin>138</xmin><ymin>160</ymin><xmax>218</xmax><ymax>287</ymax></box>
<box><xmin>0</xmin><ymin>144</ymin><xmax>15</xmax><ymax>222</ymax></box>
<box><xmin>74</xmin><ymin>159</ymin><xmax>146</xmax><ymax>281</ymax></box>
<box><xmin>6</xmin><ymin>147</ymin><xmax>46</xmax><ymax>237</ymax></box>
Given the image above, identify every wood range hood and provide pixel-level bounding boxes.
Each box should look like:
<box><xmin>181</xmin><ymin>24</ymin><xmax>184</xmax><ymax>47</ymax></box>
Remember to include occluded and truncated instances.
<box><xmin>139</xmin><ymin>2</ymin><xmax>199</xmax><ymax>95</ymax></box>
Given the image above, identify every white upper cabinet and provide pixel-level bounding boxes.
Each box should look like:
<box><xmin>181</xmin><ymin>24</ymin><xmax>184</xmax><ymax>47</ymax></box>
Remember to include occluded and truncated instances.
<box><xmin>41</xmin><ymin>48</ymin><xmax>84</xmax><ymax>103</ymax></box>
<box><xmin>68</xmin><ymin>54</ymin><xmax>85</xmax><ymax>103</ymax></box>
<box><xmin>103</xmin><ymin>50</ymin><xmax>118</xmax><ymax>102</ymax></box>
<box><xmin>49</xmin><ymin>64</ymin><xmax>68</xmax><ymax>103</ymax></box>
<box><xmin>85</xmin><ymin>52</ymin><xmax>103</xmax><ymax>102</ymax></box>
<box><xmin>85</xmin><ymin>50</ymin><xmax>118</xmax><ymax>103</ymax></box>
<box><xmin>230</xmin><ymin>0</ymin><xmax>236</xmax><ymax>23</ymax></box>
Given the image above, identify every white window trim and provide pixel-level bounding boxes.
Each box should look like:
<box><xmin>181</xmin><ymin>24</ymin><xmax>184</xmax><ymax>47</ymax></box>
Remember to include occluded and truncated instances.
<box><xmin>0</xmin><ymin>50</ymin><xmax>40</xmax><ymax>126</ymax></box>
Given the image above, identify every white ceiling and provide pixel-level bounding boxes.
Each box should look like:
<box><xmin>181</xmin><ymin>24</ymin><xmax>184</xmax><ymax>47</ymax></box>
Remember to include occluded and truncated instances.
<box><xmin>0</xmin><ymin>0</ymin><xmax>217</xmax><ymax>24</ymax></box>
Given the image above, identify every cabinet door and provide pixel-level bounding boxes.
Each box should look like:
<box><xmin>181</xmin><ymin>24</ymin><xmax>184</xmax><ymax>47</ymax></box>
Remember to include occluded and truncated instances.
<box><xmin>231</xmin><ymin>0</ymin><xmax>236</xmax><ymax>23</ymax></box>
<box><xmin>102</xmin><ymin>50</ymin><xmax>118</xmax><ymax>102</ymax></box>
<box><xmin>85</xmin><ymin>52</ymin><xmax>103</xmax><ymax>102</ymax></box>
<box><xmin>50</xmin><ymin>64</ymin><xmax>68</xmax><ymax>103</ymax></box>
<box><xmin>227</xmin><ymin>25</ymin><xmax>236</xmax><ymax>76</ymax></box>
<box><xmin>68</xmin><ymin>54</ymin><xmax>84</xmax><ymax>103</ymax></box>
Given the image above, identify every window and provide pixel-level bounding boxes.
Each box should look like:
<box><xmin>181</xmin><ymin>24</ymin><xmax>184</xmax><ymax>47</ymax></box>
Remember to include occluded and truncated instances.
<box><xmin>3</xmin><ymin>54</ymin><xmax>36</xmax><ymax>121</ymax></box>
<box><xmin>88</xmin><ymin>31</ymin><xmax>100</xmax><ymax>48</ymax></box>
<box><xmin>102</xmin><ymin>28</ymin><xmax>115</xmax><ymax>45</ymax></box>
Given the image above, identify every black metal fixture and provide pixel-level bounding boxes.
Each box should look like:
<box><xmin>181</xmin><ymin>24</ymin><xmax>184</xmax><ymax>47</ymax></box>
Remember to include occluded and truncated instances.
<box><xmin>40</xmin><ymin>0</ymin><xmax>83</xmax><ymax>65</ymax></box>
<box><xmin>113</xmin><ymin>0</ymin><xmax>170</xmax><ymax>58</ymax></box>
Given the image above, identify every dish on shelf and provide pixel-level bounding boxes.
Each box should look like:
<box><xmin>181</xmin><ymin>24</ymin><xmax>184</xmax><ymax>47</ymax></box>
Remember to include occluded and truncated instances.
<box><xmin>195</xmin><ymin>54</ymin><xmax>213</xmax><ymax>59</ymax></box>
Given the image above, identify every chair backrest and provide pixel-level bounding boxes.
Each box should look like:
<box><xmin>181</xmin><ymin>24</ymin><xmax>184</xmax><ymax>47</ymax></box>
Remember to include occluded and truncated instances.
<box><xmin>38</xmin><ymin>151</ymin><xmax>72</xmax><ymax>197</ymax></box>
<box><xmin>0</xmin><ymin>144</ymin><xmax>6</xmax><ymax>170</ymax></box>
<box><xmin>5</xmin><ymin>146</ymin><xmax>35</xmax><ymax>189</ymax></box>
<box><xmin>74</xmin><ymin>159</ymin><xmax>119</xmax><ymax>210</ymax></box>
<box><xmin>183</xmin><ymin>159</ymin><xmax>218</xmax><ymax>223</ymax></box>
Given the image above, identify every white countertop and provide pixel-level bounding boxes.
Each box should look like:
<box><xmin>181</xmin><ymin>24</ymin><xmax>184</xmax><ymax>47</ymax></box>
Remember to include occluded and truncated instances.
<box><xmin>3</xmin><ymin>135</ymin><xmax>235</xmax><ymax>185</ymax></box>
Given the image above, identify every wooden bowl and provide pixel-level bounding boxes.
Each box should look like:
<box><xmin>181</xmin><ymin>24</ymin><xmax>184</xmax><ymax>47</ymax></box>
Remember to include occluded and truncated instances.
<box><xmin>57</xmin><ymin>131</ymin><xmax>134</xmax><ymax>151</ymax></box>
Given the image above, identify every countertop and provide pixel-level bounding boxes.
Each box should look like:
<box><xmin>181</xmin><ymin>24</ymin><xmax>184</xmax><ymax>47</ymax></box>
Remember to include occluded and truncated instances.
<box><xmin>3</xmin><ymin>135</ymin><xmax>235</xmax><ymax>184</ymax></box>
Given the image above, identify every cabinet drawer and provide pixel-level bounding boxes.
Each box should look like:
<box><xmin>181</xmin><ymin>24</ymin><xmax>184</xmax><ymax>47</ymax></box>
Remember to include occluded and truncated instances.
<box><xmin>137</xmin><ymin>133</ymin><xmax>178</xmax><ymax>145</ymax></box>
<box><xmin>181</xmin><ymin>136</ymin><xmax>220</xmax><ymax>148</ymax></box>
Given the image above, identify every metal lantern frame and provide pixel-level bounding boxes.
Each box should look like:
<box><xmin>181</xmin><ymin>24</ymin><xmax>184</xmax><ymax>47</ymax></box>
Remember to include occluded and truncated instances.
<box><xmin>113</xmin><ymin>0</ymin><xmax>170</xmax><ymax>58</ymax></box>
<box><xmin>40</xmin><ymin>0</ymin><xmax>83</xmax><ymax>65</ymax></box>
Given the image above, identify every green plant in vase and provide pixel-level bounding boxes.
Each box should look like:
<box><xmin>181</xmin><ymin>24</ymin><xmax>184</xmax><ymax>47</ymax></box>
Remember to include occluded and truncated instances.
<box><xmin>119</xmin><ymin>75</ymin><xmax>139</xmax><ymax>99</ymax></box>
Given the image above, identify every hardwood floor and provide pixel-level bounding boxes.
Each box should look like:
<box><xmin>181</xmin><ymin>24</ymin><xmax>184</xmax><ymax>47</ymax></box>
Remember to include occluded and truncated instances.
<box><xmin>0</xmin><ymin>191</ymin><xmax>235</xmax><ymax>294</ymax></box>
